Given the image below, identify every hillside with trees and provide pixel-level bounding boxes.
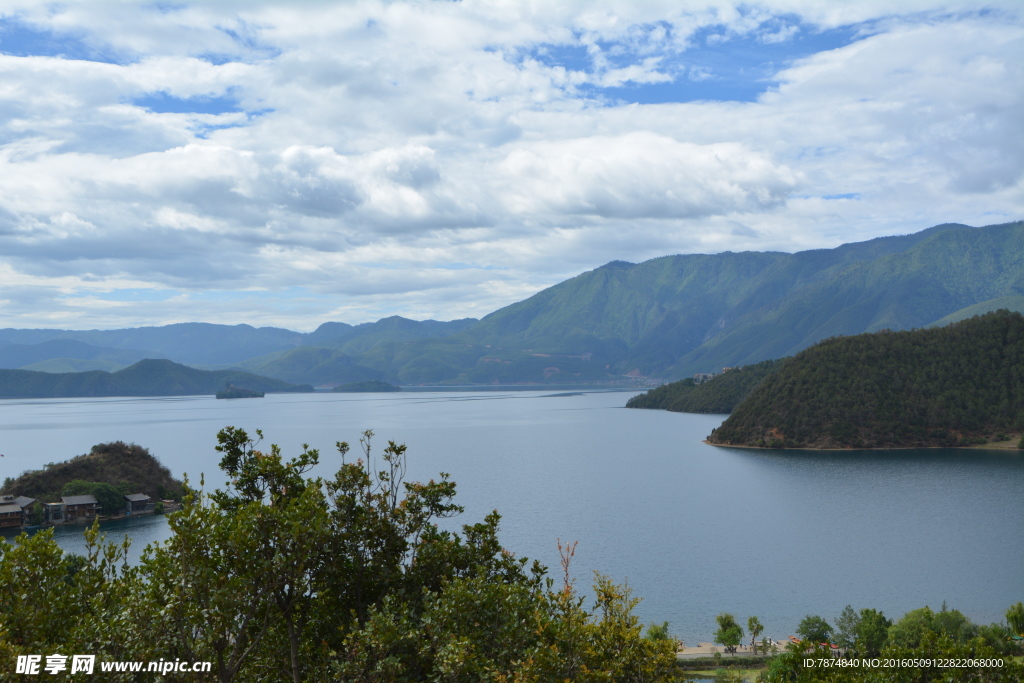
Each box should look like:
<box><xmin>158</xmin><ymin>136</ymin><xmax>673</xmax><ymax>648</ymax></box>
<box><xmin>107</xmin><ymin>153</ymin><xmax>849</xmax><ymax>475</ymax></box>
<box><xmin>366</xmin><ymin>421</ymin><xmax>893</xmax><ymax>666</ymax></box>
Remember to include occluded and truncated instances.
<box><xmin>0</xmin><ymin>441</ymin><xmax>184</xmax><ymax>507</ymax></box>
<box><xmin>708</xmin><ymin>311</ymin><xmax>1024</xmax><ymax>449</ymax></box>
<box><xmin>0</xmin><ymin>359</ymin><xmax>312</xmax><ymax>398</ymax></box>
<box><xmin>626</xmin><ymin>359</ymin><xmax>783</xmax><ymax>413</ymax></box>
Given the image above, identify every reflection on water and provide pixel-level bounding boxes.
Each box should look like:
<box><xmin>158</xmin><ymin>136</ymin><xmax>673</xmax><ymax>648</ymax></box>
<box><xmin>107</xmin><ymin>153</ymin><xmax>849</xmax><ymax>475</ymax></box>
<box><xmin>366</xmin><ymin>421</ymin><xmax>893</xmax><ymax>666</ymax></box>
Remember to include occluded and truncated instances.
<box><xmin>1</xmin><ymin>390</ymin><xmax>1021</xmax><ymax>644</ymax></box>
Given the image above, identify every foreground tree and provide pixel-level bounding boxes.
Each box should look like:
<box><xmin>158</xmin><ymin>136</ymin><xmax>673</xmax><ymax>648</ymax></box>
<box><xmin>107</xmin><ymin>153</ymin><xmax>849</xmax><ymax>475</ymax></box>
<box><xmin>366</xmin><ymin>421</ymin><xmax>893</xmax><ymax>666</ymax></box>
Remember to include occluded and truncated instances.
<box><xmin>0</xmin><ymin>428</ymin><xmax>679</xmax><ymax>682</ymax></box>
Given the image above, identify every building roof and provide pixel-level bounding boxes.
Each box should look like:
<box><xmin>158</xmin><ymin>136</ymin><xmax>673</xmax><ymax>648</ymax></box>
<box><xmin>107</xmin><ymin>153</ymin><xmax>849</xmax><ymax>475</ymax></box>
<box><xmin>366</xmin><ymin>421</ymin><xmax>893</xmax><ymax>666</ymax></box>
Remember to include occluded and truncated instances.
<box><xmin>0</xmin><ymin>503</ymin><xmax>22</xmax><ymax>515</ymax></box>
<box><xmin>124</xmin><ymin>493</ymin><xmax>151</xmax><ymax>502</ymax></box>
<box><xmin>15</xmin><ymin>496</ymin><xmax>36</xmax><ymax>508</ymax></box>
<box><xmin>61</xmin><ymin>494</ymin><xmax>99</xmax><ymax>506</ymax></box>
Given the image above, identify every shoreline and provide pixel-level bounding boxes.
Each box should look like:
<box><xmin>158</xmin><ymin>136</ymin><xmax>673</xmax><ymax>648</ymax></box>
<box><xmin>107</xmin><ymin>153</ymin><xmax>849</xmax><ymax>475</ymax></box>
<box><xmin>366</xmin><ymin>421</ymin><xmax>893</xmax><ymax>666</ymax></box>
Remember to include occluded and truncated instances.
<box><xmin>703</xmin><ymin>438</ymin><xmax>1023</xmax><ymax>452</ymax></box>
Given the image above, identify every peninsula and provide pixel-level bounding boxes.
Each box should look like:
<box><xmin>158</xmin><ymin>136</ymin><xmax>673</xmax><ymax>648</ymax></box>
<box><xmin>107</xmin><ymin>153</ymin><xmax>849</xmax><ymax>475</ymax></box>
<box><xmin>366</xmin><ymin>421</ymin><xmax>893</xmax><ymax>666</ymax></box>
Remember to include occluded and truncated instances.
<box><xmin>707</xmin><ymin>311</ymin><xmax>1024</xmax><ymax>449</ymax></box>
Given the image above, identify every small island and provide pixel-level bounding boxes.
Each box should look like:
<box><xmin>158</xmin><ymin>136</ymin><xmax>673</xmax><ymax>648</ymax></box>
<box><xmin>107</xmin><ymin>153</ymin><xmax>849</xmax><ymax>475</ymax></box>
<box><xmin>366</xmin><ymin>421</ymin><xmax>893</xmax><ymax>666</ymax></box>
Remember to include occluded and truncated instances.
<box><xmin>0</xmin><ymin>441</ymin><xmax>184</xmax><ymax>529</ymax></box>
<box><xmin>333</xmin><ymin>379</ymin><xmax>401</xmax><ymax>393</ymax></box>
<box><xmin>216</xmin><ymin>383</ymin><xmax>265</xmax><ymax>399</ymax></box>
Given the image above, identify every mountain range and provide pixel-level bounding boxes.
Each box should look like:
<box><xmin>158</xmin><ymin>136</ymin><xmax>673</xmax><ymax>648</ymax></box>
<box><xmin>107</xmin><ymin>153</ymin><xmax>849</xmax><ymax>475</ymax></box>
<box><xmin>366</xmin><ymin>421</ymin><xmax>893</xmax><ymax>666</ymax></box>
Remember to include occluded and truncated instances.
<box><xmin>1</xmin><ymin>220</ymin><xmax>1022</xmax><ymax>386</ymax></box>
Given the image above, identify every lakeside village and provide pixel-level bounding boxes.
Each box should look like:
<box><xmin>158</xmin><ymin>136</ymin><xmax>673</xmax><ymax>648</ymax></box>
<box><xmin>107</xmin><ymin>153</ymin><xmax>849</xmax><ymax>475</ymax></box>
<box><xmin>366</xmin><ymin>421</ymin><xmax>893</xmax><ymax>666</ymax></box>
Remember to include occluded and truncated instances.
<box><xmin>0</xmin><ymin>492</ymin><xmax>175</xmax><ymax>531</ymax></box>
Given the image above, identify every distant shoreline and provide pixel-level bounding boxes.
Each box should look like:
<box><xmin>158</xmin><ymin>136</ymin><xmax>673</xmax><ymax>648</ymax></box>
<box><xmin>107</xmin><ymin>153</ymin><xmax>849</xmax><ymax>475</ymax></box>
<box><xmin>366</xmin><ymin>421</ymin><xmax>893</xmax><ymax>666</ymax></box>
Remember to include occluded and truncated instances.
<box><xmin>703</xmin><ymin>438</ymin><xmax>1023</xmax><ymax>452</ymax></box>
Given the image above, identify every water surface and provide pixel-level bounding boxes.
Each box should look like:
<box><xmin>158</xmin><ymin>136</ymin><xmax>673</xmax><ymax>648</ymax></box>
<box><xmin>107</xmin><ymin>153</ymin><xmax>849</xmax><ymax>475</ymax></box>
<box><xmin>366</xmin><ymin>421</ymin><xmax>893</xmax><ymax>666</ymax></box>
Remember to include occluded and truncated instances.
<box><xmin>2</xmin><ymin>390</ymin><xmax>1021</xmax><ymax>644</ymax></box>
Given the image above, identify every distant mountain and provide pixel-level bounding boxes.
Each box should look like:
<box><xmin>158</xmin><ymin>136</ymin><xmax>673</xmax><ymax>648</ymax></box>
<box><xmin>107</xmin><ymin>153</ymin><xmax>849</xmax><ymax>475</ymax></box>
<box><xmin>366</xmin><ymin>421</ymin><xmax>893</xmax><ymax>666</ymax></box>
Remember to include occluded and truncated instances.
<box><xmin>356</xmin><ymin>220</ymin><xmax>1024</xmax><ymax>384</ymax></box>
<box><xmin>2</xmin><ymin>221</ymin><xmax>1022</xmax><ymax>386</ymax></box>
<box><xmin>707</xmin><ymin>311</ymin><xmax>1024</xmax><ymax>449</ymax></box>
<box><xmin>0</xmin><ymin>359</ymin><xmax>312</xmax><ymax>398</ymax></box>
<box><xmin>0</xmin><ymin>339</ymin><xmax>153</xmax><ymax>369</ymax></box>
<box><xmin>0</xmin><ymin>323</ymin><xmax>303</xmax><ymax>366</ymax></box>
<box><xmin>0</xmin><ymin>317</ymin><xmax>480</xmax><ymax>382</ymax></box>
<box><xmin>239</xmin><ymin>347</ymin><xmax>384</xmax><ymax>386</ymax></box>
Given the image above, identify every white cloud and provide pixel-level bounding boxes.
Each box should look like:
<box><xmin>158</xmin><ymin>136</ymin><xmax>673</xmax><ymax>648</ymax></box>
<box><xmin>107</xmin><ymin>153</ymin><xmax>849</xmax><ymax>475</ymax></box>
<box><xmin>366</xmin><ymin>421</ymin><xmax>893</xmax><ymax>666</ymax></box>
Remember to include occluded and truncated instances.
<box><xmin>0</xmin><ymin>1</ymin><xmax>1019</xmax><ymax>329</ymax></box>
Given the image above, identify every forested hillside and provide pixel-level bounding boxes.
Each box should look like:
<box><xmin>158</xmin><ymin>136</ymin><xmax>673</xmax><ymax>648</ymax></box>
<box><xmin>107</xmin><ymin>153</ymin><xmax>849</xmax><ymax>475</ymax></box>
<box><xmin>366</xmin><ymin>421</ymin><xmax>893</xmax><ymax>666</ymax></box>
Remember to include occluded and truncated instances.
<box><xmin>626</xmin><ymin>359</ymin><xmax>782</xmax><ymax>413</ymax></box>
<box><xmin>0</xmin><ymin>359</ymin><xmax>312</xmax><ymax>398</ymax></box>
<box><xmin>708</xmin><ymin>311</ymin><xmax>1024</xmax><ymax>449</ymax></box>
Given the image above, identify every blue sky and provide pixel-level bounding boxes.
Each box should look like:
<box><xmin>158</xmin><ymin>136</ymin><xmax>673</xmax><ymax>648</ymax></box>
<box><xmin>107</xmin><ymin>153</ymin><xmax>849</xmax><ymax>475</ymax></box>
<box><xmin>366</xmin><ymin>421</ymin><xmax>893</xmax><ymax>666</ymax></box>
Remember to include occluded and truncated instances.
<box><xmin>0</xmin><ymin>1</ymin><xmax>1020</xmax><ymax>330</ymax></box>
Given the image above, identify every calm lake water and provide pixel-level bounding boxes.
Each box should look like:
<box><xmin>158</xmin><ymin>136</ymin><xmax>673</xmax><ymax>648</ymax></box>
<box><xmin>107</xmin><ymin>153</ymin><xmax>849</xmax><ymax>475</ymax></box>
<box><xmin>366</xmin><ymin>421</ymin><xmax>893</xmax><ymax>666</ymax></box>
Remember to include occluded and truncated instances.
<box><xmin>2</xmin><ymin>389</ymin><xmax>1022</xmax><ymax>644</ymax></box>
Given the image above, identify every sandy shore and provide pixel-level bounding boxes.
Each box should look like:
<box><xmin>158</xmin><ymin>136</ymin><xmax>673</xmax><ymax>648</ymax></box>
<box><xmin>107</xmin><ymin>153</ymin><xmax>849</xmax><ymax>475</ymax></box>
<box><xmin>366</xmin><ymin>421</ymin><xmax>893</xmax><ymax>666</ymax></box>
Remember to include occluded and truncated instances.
<box><xmin>676</xmin><ymin>641</ymin><xmax>785</xmax><ymax>659</ymax></box>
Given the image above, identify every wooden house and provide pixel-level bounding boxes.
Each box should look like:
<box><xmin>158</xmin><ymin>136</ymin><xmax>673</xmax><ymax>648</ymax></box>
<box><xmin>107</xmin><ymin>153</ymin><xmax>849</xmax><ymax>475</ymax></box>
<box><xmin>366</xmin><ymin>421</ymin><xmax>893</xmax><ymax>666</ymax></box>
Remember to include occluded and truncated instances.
<box><xmin>124</xmin><ymin>493</ymin><xmax>153</xmax><ymax>516</ymax></box>
<box><xmin>0</xmin><ymin>502</ymin><xmax>22</xmax><ymax>529</ymax></box>
<box><xmin>61</xmin><ymin>494</ymin><xmax>100</xmax><ymax>522</ymax></box>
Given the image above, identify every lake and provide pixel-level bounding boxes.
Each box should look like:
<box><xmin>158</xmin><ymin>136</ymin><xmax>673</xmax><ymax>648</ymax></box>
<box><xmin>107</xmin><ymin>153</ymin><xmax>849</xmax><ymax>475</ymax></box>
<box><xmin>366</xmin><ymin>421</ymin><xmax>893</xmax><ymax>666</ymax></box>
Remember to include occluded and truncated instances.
<box><xmin>2</xmin><ymin>389</ymin><xmax>1022</xmax><ymax>645</ymax></box>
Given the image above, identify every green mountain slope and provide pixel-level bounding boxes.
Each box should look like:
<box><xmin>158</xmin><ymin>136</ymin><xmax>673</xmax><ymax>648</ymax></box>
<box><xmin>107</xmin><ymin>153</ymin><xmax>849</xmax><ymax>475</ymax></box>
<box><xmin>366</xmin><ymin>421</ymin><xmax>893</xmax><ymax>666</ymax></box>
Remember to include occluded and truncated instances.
<box><xmin>707</xmin><ymin>311</ymin><xmax>1024</xmax><ymax>449</ymax></box>
<box><xmin>626</xmin><ymin>359</ymin><xmax>783</xmax><ymax>414</ymax></box>
<box><xmin>0</xmin><ymin>359</ymin><xmax>313</xmax><ymax>398</ymax></box>
<box><xmin>673</xmin><ymin>221</ymin><xmax>1024</xmax><ymax>374</ymax></box>
<box><xmin>926</xmin><ymin>295</ymin><xmax>1024</xmax><ymax>328</ymax></box>
<box><xmin>362</xmin><ymin>220</ymin><xmax>1024</xmax><ymax>384</ymax></box>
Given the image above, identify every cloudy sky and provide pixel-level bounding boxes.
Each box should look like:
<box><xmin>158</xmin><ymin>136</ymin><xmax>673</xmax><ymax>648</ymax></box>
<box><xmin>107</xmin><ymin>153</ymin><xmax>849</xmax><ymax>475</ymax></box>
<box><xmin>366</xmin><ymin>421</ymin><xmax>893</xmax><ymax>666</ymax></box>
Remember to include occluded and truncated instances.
<box><xmin>0</xmin><ymin>1</ymin><xmax>1021</xmax><ymax>330</ymax></box>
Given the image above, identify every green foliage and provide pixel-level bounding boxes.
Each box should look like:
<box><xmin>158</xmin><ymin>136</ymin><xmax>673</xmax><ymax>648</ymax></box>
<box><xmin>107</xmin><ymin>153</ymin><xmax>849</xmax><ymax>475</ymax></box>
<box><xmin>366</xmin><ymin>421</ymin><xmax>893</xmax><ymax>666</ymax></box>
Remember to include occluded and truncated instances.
<box><xmin>762</xmin><ymin>632</ymin><xmax>1024</xmax><ymax>682</ymax></box>
<box><xmin>715</xmin><ymin>613</ymin><xmax>744</xmax><ymax>650</ymax></box>
<box><xmin>626</xmin><ymin>359</ymin><xmax>783</xmax><ymax>413</ymax></box>
<box><xmin>1007</xmin><ymin>602</ymin><xmax>1024</xmax><ymax>635</ymax></box>
<box><xmin>797</xmin><ymin>615</ymin><xmax>833</xmax><ymax>644</ymax></box>
<box><xmin>748</xmin><ymin>615</ymin><xmax>764</xmax><ymax>653</ymax></box>
<box><xmin>0</xmin><ymin>428</ymin><xmax>678</xmax><ymax>682</ymax></box>
<box><xmin>710</xmin><ymin>311</ymin><xmax>1024</xmax><ymax>448</ymax></box>
<box><xmin>854</xmin><ymin>608</ymin><xmax>891</xmax><ymax>657</ymax></box>
<box><xmin>645</xmin><ymin>621</ymin><xmax>673</xmax><ymax>641</ymax></box>
<box><xmin>833</xmin><ymin>605</ymin><xmax>859</xmax><ymax>650</ymax></box>
<box><xmin>887</xmin><ymin>604</ymin><xmax>978</xmax><ymax>650</ymax></box>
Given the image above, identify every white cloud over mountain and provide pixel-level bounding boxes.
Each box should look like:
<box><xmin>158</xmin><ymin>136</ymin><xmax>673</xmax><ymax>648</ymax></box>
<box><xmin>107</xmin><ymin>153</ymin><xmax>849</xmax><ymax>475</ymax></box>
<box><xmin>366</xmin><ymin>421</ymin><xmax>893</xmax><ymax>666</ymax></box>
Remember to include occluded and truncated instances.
<box><xmin>0</xmin><ymin>0</ymin><xmax>1020</xmax><ymax>329</ymax></box>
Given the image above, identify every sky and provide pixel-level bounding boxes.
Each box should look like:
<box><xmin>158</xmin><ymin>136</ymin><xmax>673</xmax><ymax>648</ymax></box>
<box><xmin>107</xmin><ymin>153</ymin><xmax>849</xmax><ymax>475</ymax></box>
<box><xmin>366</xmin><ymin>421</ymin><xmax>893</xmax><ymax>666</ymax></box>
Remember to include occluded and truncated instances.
<box><xmin>0</xmin><ymin>0</ymin><xmax>1021</xmax><ymax>331</ymax></box>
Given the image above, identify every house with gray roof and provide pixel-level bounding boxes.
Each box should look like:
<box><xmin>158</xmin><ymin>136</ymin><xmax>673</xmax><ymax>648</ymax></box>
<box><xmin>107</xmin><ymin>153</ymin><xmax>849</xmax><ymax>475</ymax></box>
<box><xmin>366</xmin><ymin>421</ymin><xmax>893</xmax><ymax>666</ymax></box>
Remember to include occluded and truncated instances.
<box><xmin>0</xmin><ymin>502</ymin><xmax>22</xmax><ymax>529</ymax></box>
<box><xmin>124</xmin><ymin>493</ymin><xmax>153</xmax><ymax>516</ymax></box>
<box><xmin>61</xmin><ymin>494</ymin><xmax>100</xmax><ymax>522</ymax></box>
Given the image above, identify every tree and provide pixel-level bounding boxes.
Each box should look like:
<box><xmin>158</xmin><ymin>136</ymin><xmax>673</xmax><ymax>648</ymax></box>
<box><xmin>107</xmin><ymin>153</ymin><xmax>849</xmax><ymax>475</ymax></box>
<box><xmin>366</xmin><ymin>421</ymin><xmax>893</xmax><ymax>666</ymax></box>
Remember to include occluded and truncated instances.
<box><xmin>1007</xmin><ymin>602</ymin><xmax>1024</xmax><ymax>635</ymax></box>
<box><xmin>796</xmin><ymin>615</ymin><xmax>833</xmax><ymax>643</ymax></box>
<box><xmin>833</xmin><ymin>605</ymin><xmax>860</xmax><ymax>650</ymax></box>
<box><xmin>0</xmin><ymin>427</ymin><xmax>683</xmax><ymax>682</ymax></box>
<box><xmin>747</xmin><ymin>615</ymin><xmax>763</xmax><ymax>653</ymax></box>
<box><xmin>854</xmin><ymin>608</ymin><xmax>891</xmax><ymax>656</ymax></box>
<box><xmin>888</xmin><ymin>604</ymin><xmax>977</xmax><ymax>650</ymax></box>
<box><xmin>714</xmin><ymin>613</ymin><xmax>743</xmax><ymax>653</ymax></box>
